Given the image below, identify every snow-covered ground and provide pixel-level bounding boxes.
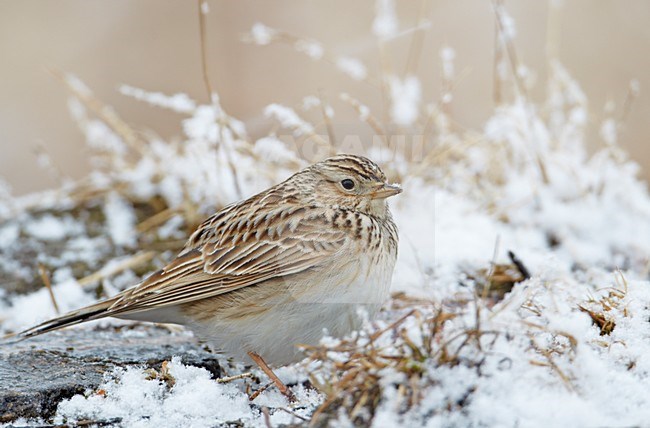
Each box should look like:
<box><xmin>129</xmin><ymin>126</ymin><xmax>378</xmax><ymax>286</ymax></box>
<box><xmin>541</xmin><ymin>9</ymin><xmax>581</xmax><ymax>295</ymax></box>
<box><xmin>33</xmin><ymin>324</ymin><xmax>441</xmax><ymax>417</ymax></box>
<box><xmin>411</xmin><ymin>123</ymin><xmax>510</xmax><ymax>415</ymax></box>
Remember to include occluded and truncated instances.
<box><xmin>2</xmin><ymin>2</ymin><xmax>650</xmax><ymax>427</ymax></box>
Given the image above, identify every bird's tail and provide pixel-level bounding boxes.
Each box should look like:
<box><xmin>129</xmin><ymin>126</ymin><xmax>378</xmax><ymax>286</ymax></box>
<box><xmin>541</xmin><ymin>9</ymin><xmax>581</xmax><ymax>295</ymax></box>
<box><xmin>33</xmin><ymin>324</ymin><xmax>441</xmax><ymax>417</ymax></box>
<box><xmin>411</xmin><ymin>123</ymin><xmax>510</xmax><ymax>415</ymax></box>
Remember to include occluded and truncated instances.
<box><xmin>3</xmin><ymin>296</ymin><xmax>119</xmax><ymax>343</ymax></box>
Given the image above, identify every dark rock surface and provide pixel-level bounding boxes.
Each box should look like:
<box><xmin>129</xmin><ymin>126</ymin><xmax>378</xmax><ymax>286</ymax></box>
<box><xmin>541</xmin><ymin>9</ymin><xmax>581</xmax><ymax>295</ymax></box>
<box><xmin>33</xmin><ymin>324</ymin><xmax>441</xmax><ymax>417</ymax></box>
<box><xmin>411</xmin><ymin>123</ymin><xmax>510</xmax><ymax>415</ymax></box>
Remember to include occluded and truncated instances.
<box><xmin>0</xmin><ymin>326</ymin><xmax>221</xmax><ymax>424</ymax></box>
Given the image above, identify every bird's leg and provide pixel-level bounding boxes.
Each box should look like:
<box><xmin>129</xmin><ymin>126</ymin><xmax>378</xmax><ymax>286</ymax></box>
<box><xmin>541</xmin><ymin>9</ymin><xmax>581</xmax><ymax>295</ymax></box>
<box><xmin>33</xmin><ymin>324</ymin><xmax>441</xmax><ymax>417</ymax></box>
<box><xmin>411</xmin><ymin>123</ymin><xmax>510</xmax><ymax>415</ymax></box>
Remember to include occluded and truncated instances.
<box><xmin>247</xmin><ymin>351</ymin><xmax>296</xmax><ymax>402</ymax></box>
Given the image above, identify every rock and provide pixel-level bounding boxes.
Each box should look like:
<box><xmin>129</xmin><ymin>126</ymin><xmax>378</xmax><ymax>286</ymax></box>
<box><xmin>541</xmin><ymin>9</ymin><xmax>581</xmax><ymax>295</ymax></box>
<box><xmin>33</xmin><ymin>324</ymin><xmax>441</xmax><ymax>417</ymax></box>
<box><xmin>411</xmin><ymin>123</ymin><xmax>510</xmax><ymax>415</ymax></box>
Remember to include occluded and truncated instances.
<box><xmin>0</xmin><ymin>326</ymin><xmax>221</xmax><ymax>423</ymax></box>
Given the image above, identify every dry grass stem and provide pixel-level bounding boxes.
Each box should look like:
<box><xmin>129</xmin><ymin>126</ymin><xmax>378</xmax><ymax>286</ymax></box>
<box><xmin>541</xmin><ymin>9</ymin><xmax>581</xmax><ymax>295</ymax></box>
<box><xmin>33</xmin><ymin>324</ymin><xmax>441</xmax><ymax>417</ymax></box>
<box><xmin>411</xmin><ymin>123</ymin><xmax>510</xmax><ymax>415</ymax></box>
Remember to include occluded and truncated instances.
<box><xmin>197</xmin><ymin>0</ymin><xmax>214</xmax><ymax>104</ymax></box>
<box><xmin>38</xmin><ymin>263</ymin><xmax>60</xmax><ymax>315</ymax></box>
<box><xmin>216</xmin><ymin>372</ymin><xmax>253</xmax><ymax>384</ymax></box>
<box><xmin>78</xmin><ymin>251</ymin><xmax>157</xmax><ymax>288</ymax></box>
<box><xmin>249</xmin><ymin>381</ymin><xmax>274</xmax><ymax>402</ymax></box>
<box><xmin>135</xmin><ymin>207</ymin><xmax>179</xmax><ymax>234</ymax></box>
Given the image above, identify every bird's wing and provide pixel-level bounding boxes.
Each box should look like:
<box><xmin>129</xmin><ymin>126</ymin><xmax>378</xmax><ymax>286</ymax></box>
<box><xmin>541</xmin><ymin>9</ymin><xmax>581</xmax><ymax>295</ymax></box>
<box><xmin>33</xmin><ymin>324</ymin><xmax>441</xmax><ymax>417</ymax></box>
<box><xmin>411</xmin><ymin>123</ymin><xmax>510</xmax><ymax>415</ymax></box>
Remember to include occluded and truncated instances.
<box><xmin>105</xmin><ymin>205</ymin><xmax>348</xmax><ymax>315</ymax></box>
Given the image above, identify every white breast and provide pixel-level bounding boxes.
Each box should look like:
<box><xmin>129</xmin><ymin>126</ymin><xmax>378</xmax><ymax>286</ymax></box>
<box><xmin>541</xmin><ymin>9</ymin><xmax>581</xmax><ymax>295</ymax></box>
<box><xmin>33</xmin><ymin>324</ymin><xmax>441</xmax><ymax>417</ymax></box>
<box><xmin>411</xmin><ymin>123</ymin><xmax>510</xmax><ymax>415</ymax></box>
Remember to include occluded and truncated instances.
<box><xmin>190</xmin><ymin>240</ymin><xmax>396</xmax><ymax>366</ymax></box>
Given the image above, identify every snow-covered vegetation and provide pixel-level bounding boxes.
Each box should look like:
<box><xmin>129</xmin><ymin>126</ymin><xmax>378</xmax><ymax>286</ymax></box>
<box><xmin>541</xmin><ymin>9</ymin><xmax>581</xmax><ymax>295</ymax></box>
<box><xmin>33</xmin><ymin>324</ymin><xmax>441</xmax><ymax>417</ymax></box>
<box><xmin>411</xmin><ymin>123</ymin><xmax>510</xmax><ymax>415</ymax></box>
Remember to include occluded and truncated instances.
<box><xmin>2</xmin><ymin>1</ymin><xmax>650</xmax><ymax>426</ymax></box>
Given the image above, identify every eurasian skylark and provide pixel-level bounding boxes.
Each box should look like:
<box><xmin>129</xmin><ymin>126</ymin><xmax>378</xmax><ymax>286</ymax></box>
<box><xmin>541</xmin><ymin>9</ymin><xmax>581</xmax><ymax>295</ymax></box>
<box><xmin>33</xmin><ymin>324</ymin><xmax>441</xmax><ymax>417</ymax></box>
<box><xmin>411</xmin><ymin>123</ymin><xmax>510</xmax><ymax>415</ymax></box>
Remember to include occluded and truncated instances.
<box><xmin>15</xmin><ymin>154</ymin><xmax>401</xmax><ymax>366</ymax></box>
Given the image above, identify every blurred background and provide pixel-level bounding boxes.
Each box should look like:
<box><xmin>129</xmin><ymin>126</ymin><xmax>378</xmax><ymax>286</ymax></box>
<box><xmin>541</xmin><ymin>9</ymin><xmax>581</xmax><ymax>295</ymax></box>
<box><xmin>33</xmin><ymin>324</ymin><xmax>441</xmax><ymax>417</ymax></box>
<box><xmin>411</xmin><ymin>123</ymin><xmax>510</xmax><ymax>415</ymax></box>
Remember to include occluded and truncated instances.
<box><xmin>1</xmin><ymin>0</ymin><xmax>648</xmax><ymax>195</ymax></box>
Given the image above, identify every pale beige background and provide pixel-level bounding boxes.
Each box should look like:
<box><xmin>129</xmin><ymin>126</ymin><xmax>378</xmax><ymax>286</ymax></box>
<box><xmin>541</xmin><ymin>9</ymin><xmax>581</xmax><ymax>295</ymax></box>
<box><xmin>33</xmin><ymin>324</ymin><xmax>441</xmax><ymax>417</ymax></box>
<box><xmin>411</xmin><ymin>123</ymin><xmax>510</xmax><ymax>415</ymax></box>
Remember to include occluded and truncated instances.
<box><xmin>1</xmin><ymin>1</ymin><xmax>648</xmax><ymax>195</ymax></box>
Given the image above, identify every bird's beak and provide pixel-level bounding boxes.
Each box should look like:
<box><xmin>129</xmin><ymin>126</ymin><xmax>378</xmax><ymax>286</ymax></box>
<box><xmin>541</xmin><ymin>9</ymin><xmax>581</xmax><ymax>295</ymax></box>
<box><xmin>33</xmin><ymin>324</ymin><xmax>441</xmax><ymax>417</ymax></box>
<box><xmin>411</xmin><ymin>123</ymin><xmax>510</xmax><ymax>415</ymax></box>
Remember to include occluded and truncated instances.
<box><xmin>371</xmin><ymin>182</ymin><xmax>402</xmax><ymax>199</ymax></box>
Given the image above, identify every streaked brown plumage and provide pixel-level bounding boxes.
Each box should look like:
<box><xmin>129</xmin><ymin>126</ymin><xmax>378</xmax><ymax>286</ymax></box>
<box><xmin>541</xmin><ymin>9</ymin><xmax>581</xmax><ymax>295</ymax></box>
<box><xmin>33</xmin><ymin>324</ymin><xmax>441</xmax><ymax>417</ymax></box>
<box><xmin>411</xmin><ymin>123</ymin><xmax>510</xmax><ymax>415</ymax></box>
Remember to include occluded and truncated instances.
<box><xmin>15</xmin><ymin>154</ymin><xmax>401</xmax><ymax>365</ymax></box>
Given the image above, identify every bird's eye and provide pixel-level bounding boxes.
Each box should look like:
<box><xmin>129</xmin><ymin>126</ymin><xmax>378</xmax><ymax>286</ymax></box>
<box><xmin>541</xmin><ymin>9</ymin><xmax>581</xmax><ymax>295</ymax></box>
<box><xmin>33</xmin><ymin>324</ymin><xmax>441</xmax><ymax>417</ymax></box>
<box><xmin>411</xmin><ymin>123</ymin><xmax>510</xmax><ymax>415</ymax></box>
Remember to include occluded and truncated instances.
<box><xmin>341</xmin><ymin>179</ymin><xmax>355</xmax><ymax>190</ymax></box>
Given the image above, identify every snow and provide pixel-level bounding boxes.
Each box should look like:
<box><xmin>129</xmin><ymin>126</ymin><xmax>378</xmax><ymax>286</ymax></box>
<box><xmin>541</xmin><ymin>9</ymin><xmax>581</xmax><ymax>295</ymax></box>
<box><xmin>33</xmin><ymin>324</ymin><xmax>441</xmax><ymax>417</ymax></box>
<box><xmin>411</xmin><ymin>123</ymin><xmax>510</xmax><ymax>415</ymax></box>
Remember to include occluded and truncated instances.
<box><xmin>440</xmin><ymin>46</ymin><xmax>455</xmax><ymax>80</ymax></box>
<box><xmin>156</xmin><ymin>215</ymin><xmax>185</xmax><ymax>240</ymax></box>
<box><xmin>496</xmin><ymin>4</ymin><xmax>517</xmax><ymax>41</ymax></box>
<box><xmin>1</xmin><ymin>279</ymin><xmax>94</xmax><ymax>332</ymax></box>
<box><xmin>294</xmin><ymin>40</ymin><xmax>324</xmax><ymax>60</ymax></box>
<box><xmin>200</xmin><ymin>0</ymin><xmax>209</xmax><ymax>15</ymax></box>
<box><xmin>372</xmin><ymin>0</ymin><xmax>398</xmax><ymax>39</ymax></box>
<box><xmin>358</xmin><ymin>104</ymin><xmax>370</xmax><ymax>120</ymax></box>
<box><xmin>55</xmin><ymin>357</ymin><xmax>252</xmax><ymax>427</ymax></box>
<box><xmin>264</xmin><ymin>103</ymin><xmax>314</xmax><ymax>136</ymax></box>
<box><xmin>65</xmin><ymin>73</ymin><xmax>92</xmax><ymax>97</ymax></box>
<box><xmin>249</xmin><ymin>23</ymin><xmax>275</xmax><ymax>46</ymax></box>
<box><xmin>253</xmin><ymin>136</ymin><xmax>301</xmax><ymax>164</ymax></box>
<box><xmin>182</xmin><ymin>105</ymin><xmax>220</xmax><ymax>142</ymax></box>
<box><xmin>336</xmin><ymin>56</ymin><xmax>368</xmax><ymax>81</ymax></box>
<box><xmin>600</xmin><ymin>118</ymin><xmax>617</xmax><ymax>146</ymax></box>
<box><xmin>388</xmin><ymin>75</ymin><xmax>421</xmax><ymax>127</ymax></box>
<box><xmin>302</xmin><ymin>95</ymin><xmax>320</xmax><ymax>110</ymax></box>
<box><xmin>53</xmin><ymin>357</ymin><xmax>320</xmax><ymax>428</ymax></box>
<box><xmin>0</xmin><ymin>222</ymin><xmax>20</xmax><ymax>249</ymax></box>
<box><xmin>104</xmin><ymin>192</ymin><xmax>137</xmax><ymax>248</ymax></box>
<box><xmin>23</xmin><ymin>214</ymin><xmax>84</xmax><ymax>242</ymax></box>
<box><xmin>119</xmin><ymin>85</ymin><xmax>196</xmax><ymax>114</ymax></box>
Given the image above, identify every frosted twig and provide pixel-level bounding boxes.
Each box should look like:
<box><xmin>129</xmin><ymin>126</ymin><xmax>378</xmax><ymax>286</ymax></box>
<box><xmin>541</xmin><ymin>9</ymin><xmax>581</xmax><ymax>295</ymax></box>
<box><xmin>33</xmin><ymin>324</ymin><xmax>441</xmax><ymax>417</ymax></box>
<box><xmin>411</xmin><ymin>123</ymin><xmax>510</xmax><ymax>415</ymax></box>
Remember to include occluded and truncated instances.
<box><xmin>492</xmin><ymin>0</ymin><xmax>529</xmax><ymax>100</ymax></box>
<box><xmin>49</xmin><ymin>68</ymin><xmax>147</xmax><ymax>156</ymax></box>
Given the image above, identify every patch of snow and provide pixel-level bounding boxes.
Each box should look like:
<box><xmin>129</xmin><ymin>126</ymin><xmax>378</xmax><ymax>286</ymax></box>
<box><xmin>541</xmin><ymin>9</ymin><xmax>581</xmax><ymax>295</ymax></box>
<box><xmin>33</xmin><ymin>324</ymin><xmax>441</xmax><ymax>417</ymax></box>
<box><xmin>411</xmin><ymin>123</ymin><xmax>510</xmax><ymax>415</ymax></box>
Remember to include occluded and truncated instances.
<box><xmin>157</xmin><ymin>215</ymin><xmax>185</xmax><ymax>240</ymax></box>
<box><xmin>440</xmin><ymin>46</ymin><xmax>455</xmax><ymax>80</ymax></box>
<box><xmin>119</xmin><ymin>85</ymin><xmax>196</xmax><ymax>114</ymax></box>
<box><xmin>388</xmin><ymin>75</ymin><xmax>421</xmax><ymax>127</ymax></box>
<box><xmin>182</xmin><ymin>105</ymin><xmax>219</xmax><ymax>143</ymax></box>
<box><xmin>302</xmin><ymin>96</ymin><xmax>320</xmax><ymax>110</ymax></box>
<box><xmin>1</xmin><ymin>279</ymin><xmax>94</xmax><ymax>333</ymax></box>
<box><xmin>65</xmin><ymin>73</ymin><xmax>92</xmax><ymax>97</ymax></box>
<box><xmin>54</xmin><ymin>357</ymin><xmax>321</xmax><ymax>427</ymax></box>
<box><xmin>295</xmin><ymin>40</ymin><xmax>324</xmax><ymax>60</ymax></box>
<box><xmin>600</xmin><ymin>118</ymin><xmax>617</xmax><ymax>146</ymax></box>
<box><xmin>496</xmin><ymin>4</ymin><xmax>517</xmax><ymax>41</ymax></box>
<box><xmin>372</xmin><ymin>0</ymin><xmax>398</xmax><ymax>39</ymax></box>
<box><xmin>336</xmin><ymin>57</ymin><xmax>368</xmax><ymax>81</ymax></box>
<box><xmin>104</xmin><ymin>192</ymin><xmax>137</xmax><ymax>248</ymax></box>
<box><xmin>0</xmin><ymin>222</ymin><xmax>19</xmax><ymax>249</ymax></box>
<box><xmin>250</xmin><ymin>23</ymin><xmax>275</xmax><ymax>45</ymax></box>
<box><xmin>264</xmin><ymin>104</ymin><xmax>314</xmax><ymax>136</ymax></box>
<box><xmin>24</xmin><ymin>214</ymin><xmax>84</xmax><ymax>242</ymax></box>
<box><xmin>253</xmin><ymin>137</ymin><xmax>301</xmax><ymax>164</ymax></box>
<box><xmin>56</xmin><ymin>357</ymin><xmax>252</xmax><ymax>427</ymax></box>
<box><xmin>200</xmin><ymin>0</ymin><xmax>209</xmax><ymax>14</ymax></box>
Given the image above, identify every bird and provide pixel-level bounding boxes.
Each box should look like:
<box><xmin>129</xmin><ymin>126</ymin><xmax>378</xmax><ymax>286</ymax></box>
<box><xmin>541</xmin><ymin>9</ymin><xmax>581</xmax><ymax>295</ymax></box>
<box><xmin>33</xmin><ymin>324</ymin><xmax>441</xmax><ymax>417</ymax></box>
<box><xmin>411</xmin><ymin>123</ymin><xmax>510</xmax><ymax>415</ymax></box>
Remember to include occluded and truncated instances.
<box><xmin>11</xmin><ymin>154</ymin><xmax>401</xmax><ymax>384</ymax></box>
